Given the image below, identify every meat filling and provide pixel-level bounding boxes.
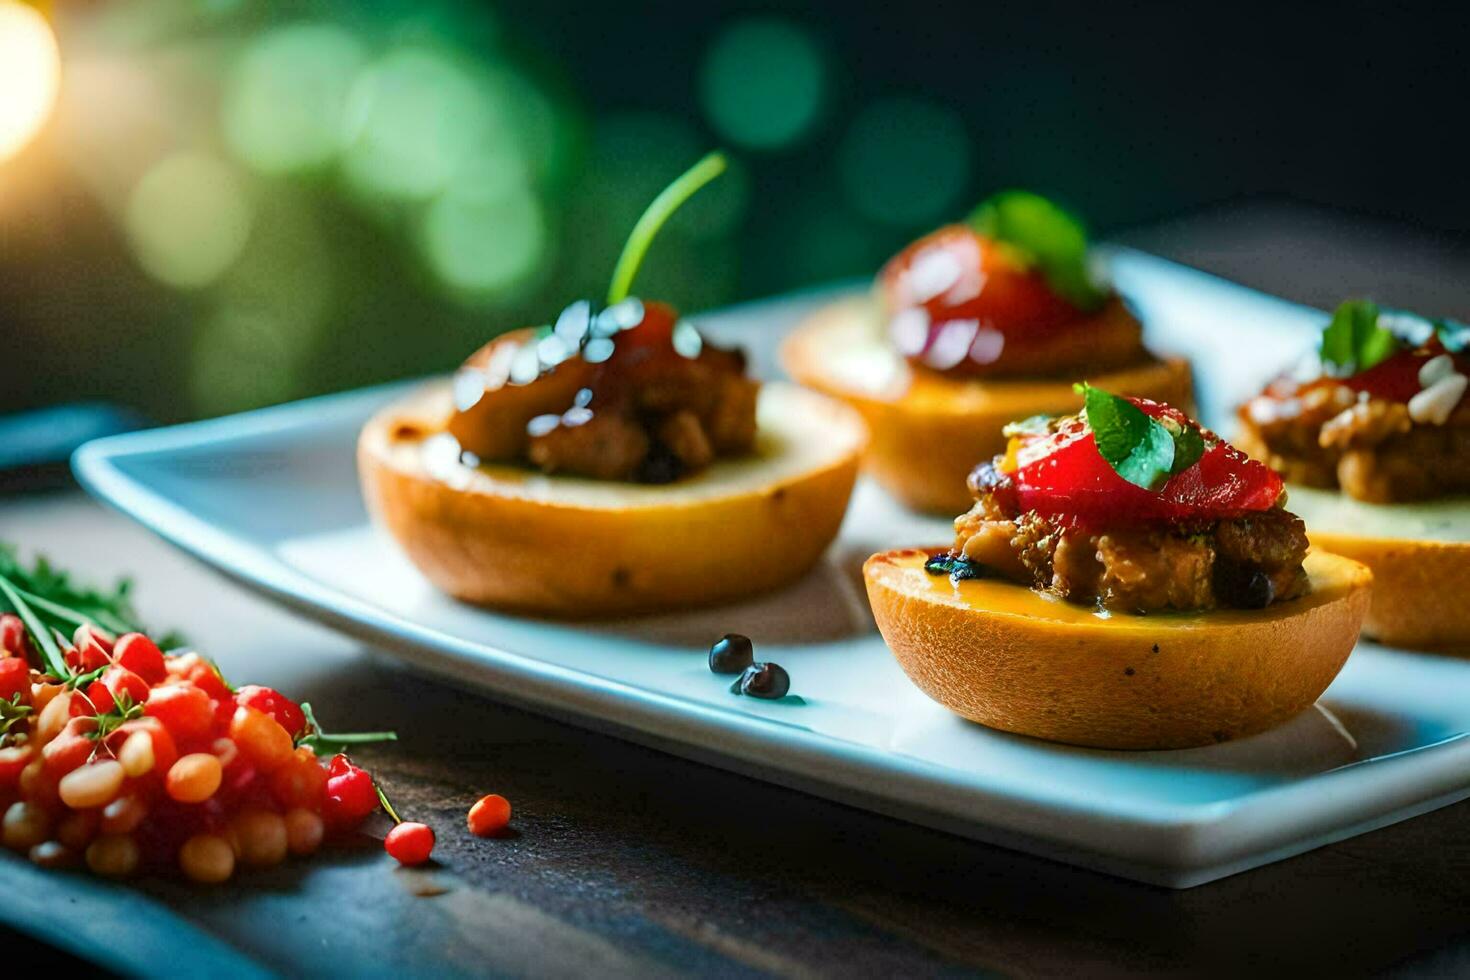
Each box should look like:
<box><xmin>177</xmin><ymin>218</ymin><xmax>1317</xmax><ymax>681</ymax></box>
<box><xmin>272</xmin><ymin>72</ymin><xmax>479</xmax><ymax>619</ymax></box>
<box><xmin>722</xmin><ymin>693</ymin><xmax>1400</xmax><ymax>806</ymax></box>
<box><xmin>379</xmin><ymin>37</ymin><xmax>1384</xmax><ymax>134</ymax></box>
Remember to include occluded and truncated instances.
<box><xmin>448</xmin><ymin>302</ymin><xmax>760</xmax><ymax>484</ymax></box>
<box><xmin>948</xmin><ymin>464</ymin><xmax>1311</xmax><ymax>613</ymax></box>
<box><xmin>1237</xmin><ymin>382</ymin><xmax>1470</xmax><ymax>503</ymax></box>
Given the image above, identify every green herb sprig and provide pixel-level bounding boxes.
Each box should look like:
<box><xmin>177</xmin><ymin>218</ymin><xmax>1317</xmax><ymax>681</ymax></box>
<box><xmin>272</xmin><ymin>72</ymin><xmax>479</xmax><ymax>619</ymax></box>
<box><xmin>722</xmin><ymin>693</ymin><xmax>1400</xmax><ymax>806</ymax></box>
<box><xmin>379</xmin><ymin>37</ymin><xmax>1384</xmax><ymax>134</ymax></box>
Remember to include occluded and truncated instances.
<box><xmin>0</xmin><ymin>544</ymin><xmax>142</xmax><ymax>638</ymax></box>
<box><xmin>0</xmin><ymin>574</ymin><xmax>71</xmax><ymax>680</ymax></box>
<box><xmin>969</xmin><ymin>190</ymin><xmax>1109</xmax><ymax>311</ymax></box>
<box><xmin>0</xmin><ymin>695</ymin><xmax>32</xmax><ymax>746</ymax></box>
<box><xmin>1075</xmin><ymin>383</ymin><xmax>1204</xmax><ymax>490</ymax></box>
<box><xmin>83</xmin><ymin>695</ymin><xmax>145</xmax><ymax>743</ymax></box>
<box><xmin>606</xmin><ymin>150</ymin><xmax>727</xmax><ymax>306</ymax></box>
<box><xmin>298</xmin><ymin>701</ymin><xmax>398</xmax><ymax>757</ymax></box>
<box><xmin>1319</xmin><ymin>300</ymin><xmax>1399</xmax><ymax>376</ymax></box>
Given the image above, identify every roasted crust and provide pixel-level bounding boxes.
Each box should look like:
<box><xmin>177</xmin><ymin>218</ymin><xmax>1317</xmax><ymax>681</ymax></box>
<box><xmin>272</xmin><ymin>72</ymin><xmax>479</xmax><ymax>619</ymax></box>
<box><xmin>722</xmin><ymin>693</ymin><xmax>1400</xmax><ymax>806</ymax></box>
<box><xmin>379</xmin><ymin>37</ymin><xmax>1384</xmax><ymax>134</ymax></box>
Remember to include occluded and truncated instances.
<box><xmin>1238</xmin><ymin>382</ymin><xmax>1470</xmax><ymax>503</ymax></box>
<box><xmin>1304</xmin><ymin>529</ymin><xmax>1470</xmax><ymax>651</ymax></box>
<box><xmin>360</xmin><ymin>380</ymin><xmax>864</xmax><ymax>616</ymax></box>
<box><xmin>864</xmin><ymin>548</ymin><xmax>1372</xmax><ymax>749</ymax></box>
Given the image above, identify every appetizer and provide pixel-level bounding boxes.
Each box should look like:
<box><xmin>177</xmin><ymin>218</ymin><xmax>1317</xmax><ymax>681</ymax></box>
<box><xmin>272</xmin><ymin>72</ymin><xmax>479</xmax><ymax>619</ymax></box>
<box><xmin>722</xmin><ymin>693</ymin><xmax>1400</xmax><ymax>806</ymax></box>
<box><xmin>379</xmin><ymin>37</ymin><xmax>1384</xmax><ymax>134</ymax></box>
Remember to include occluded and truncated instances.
<box><xmin>782</xmin><ymin>191</ymin><xmax>1194</xmax><ymax>513</ymax></box>
<box><xmin>0</xmin><ymin>547</ymin><xmax>398</xmax><ymax>883</ymax></box>
<box><xmin>865</xmin><ymin>387</ymin><xmax>1371</xmax><ymax>750</ymax></box>
<box><xmin>360</xmin><ymin>153</ymin><xmax>865</xmax><ymax>616</ymax></box>
<box><xmin>1236</xmin><ymin>300</ymin><xmax>1470</xmax><ymax>648</ymax></box>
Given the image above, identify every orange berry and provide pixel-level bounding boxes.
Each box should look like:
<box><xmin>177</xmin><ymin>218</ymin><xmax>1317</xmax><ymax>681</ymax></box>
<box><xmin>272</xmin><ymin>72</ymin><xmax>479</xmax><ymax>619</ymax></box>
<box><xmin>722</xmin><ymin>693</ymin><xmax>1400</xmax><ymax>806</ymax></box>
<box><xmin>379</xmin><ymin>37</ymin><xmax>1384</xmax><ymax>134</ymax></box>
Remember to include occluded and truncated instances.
<box><xmin>179</xmin><ymin>833</ymin><xmax>235</xmax><ymax>884</ymax></box>
<box><xmin>166</xmin><ymin>753</ymin><xmax>223</xmax><ymax>804</ymax></box>
<box><xmin>283</xmin><ymin>807</ymin><xmax>324</xmax><ymax>856</ymax></box>
<box><xmin>86</xmin><ymin>834</ymin><xmax>140</xmax><ymax>878</ymax></box>
<box><xmin>100</xmin><ymin>793</ymin><xmax>148</xmax><ymax>836</ymax></box>
<box><xmin>467</xmin><ymin>794</ymin><xmax>511</xmax><ymax>837</ymax></box>
<box><xmin>58</xmin><ymin>760</ymin><xmax>125</xmax><ymax>810</ymax></box>
<box><xmin>232</xmin><ymin>807</ymin><xmax>288</xmax><ymax>868</ymax></box>
<box><xmin>3</xmin><ymin>801</ymin><xmax>51</xmax><ymax>851</ymax></box>
<box><xmin>271</xmin><ymin>747</ymin><xmax>328</xmax><ymax>809</ymax></box>
<box><xmin>229</xmin><ymin>706</ymin><xmax>293</xmax><ymax>773</ymax></box>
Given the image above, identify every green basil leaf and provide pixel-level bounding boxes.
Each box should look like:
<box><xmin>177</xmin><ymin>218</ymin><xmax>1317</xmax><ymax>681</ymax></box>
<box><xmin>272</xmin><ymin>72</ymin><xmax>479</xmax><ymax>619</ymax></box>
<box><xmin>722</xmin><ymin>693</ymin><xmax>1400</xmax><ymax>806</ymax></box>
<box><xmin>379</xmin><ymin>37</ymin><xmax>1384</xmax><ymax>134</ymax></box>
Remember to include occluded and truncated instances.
<box><xmin>1319</xmin><ymin>300</ymin><xmax>1398</xmax><ymax>374</ymax></box>
<box><xmin>1076</xmin><ymin>383</ymin><xmax>1206</xmax><ymax>490</ymax></box>
<box><xmin>968</xmin><ymin>191</ymin><xmax>1108</xmax><ymax>311</ymax></box>
<box><xmin>1167</xmin><ymin>418</ymin><xmax>1206</xmax><ymax>475</ymax></box>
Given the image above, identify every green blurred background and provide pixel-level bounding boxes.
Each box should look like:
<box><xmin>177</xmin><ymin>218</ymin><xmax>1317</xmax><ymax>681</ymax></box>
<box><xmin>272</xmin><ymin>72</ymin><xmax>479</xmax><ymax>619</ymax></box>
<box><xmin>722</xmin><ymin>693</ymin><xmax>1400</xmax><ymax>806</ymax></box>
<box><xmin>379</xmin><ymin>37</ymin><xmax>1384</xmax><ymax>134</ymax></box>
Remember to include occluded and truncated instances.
<box><xmin>3</xmin><ymin>0</ymin><xmax>1467</xmax><ymax>422</ymax></box>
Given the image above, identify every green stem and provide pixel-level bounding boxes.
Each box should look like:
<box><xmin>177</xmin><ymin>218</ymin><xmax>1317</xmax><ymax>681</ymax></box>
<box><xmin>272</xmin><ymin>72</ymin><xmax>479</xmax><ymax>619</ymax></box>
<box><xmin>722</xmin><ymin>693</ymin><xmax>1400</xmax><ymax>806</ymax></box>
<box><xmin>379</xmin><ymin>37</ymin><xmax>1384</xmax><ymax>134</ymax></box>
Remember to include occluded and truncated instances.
<box><xmin>375</xmin><ymin>783</ymin><xmax>402</xmax><ymax>825</ymax></box>
<box><xmin>606</xmin><ymin>150</ymin><xmax>727</xmax><ymax>306</ymax></box>
<box><xmin>6</xmin><ymin>581</ymin><xmax>134</xmax><ymax>638</ymax></box>
<box><xmin>14</xmin><ymin>586</ymin><xmax>95</xmax><ymax>630</ymax></box>
<box><xmin>0</xmin><ymin>575</ymin><xmax>71</xmax><ymax>680</ymax></box>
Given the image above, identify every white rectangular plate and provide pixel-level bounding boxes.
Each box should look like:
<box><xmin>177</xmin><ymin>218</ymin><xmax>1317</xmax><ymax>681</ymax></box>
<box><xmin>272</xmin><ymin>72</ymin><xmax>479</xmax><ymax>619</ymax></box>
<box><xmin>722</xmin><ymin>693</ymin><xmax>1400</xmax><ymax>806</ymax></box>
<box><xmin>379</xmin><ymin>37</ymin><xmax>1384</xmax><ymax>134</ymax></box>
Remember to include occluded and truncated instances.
<box><xmin>73</xmin><ymin>250</ymin><xmax>1470</xmax><ymax>888</ymax></box>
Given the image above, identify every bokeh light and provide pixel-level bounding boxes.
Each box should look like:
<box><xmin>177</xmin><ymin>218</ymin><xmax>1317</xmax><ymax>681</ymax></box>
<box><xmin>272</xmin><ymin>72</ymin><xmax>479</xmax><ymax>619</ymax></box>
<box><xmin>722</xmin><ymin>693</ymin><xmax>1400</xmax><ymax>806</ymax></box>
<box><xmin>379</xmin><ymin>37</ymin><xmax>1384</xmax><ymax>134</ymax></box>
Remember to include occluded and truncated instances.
<box><xmin>838</xmin><ymin>97</ymin><xmax>972</xmax><ymax>226</ymax></box>
<box><xmin>125</xmin><ymin>153</ymin><xmax>253</xmax><ymax>289</ymax></box>
<box><xmin>190</xmin><ymin>199</ymin><xmax>333</xmax><ymax>414</ymax></box>
<box><xmin>700</xmin><ymin>18</ymin><xmax>826</xmax><ymax>151</ymax></box>
<box><xmin>223</xmin><ymin>23</ymin><xmax>366</xmax><ymax>175</ymax></box>
<box><xmin>341</xmin><ymin>48</ymin><xmax>509</xmax><ymax>202</ymax></box>
<box><xmin>0</xmin><ymin>0</ymin><xmax>61</xmax><ymax>164</ymax></box>
<box><xmin>420</xmin><ymin>178</ymin><xmax>548</xmax><ymax>299</ymax></box>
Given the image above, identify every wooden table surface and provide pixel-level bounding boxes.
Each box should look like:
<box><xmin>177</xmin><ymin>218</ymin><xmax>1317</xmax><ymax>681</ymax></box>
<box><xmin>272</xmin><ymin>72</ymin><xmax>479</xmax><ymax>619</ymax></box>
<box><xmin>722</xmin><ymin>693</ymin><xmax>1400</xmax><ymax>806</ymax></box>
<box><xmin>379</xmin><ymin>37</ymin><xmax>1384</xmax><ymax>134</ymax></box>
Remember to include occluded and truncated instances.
<box><xmin>3</xmin><ymin>202</ymin><xmax>1470</xmax><ymax>978</ymax></box>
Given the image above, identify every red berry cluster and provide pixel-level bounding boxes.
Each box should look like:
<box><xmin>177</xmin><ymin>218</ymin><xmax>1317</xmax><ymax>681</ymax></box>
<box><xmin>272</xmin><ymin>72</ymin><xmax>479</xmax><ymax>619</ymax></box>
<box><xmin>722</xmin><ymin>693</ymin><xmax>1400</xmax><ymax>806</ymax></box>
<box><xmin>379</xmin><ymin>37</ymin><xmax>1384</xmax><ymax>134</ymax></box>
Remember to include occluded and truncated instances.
<box><xmin>0</xmin><ymin>616</ymin><xmax>390</xmax><ymax>882</ymax></box>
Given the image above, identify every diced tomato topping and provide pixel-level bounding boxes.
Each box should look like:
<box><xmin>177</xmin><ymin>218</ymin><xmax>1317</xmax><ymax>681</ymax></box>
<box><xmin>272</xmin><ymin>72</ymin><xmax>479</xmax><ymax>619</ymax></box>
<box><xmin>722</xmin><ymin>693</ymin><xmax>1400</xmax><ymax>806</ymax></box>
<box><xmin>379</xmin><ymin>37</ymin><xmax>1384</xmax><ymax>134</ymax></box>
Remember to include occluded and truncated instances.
<box><xmin>65</xmin><ymin>640</ymin><xmax>110</xmax><ymax>675</ymax></box>
<box><xmin>166</xmin><ymin>653</ymin><xmax>232</xmax><ymax>702</ymax></box>
<box><xmin>0</xmin><ymin>614</ymin><xmax>30</xmax><ymax>659</ymax></box>
<box><xmin>0</xmin><ymin>657</ymin><xmax>28</xmax><ymax>701</ymax></box>
<box><xmin>0</xmin><ymin>744</ymin><xmax>34</xmax><ymax>789</ymax></box>
<box><xmin>1007</xmin><ymin>398</ymin><xmax>1283</xmax><ymax>529</ymax></box>
<box><xmin>81</xmin><ymin>666</ymin><xmax>151</xmax><ymax>715</ymax></box>
<box><xmin>112</xmin><ymin>633</ymin><xmax>167</xmax><ymax>685</ymax></box>
<box><xmin>43</xmin><ymin>718</ymin><xmax>98</xmax><ymax>777</ymax></box>
<box><xmin>233</xmin><ymin>685</ymin><xmax>306</xmax><ymax>739</ymax></box>
<box><xmin>144</xmin><ymin>682</ymin><xmax>216</xmax><ymax>743</ymax></box>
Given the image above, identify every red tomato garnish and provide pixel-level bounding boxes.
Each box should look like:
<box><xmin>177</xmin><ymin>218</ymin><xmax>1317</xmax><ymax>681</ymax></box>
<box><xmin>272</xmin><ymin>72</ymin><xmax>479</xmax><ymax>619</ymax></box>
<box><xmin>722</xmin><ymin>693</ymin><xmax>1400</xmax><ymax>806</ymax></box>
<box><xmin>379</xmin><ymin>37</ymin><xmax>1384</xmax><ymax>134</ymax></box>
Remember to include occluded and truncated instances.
<box><xmin>112</xmin><ymin>633</ymin><xmax>167</xmax><ymax>685</ymax></box>
<box><xmin>0</xmin><ymin>657</ymin><xmax>28</xmax><ymax>701</ymax></box>
<box><xmin>233</xmin><ymin>685</ymin><xmax>306</xmax><ymax>739</ymax></box>
<box><xmin>1336</xmin><ymin>340</ymin><xmax>1470</xmax><ymax>403</ymax></box>
<box><xmin>881</xmin><ymin>225</ymin><xmax>1086</xmax><ymax>372</ymax></box>
<box><xmin>144</xmin><ymin>682</ymin><xmax>215</xmax><ymax>743</ymax></box>
<box><xmin>1008</xmin><ymin>399</ymin><xmax>1282</xmax><ymax>529</ymax></box>
<box><xmin>384</xmin><ymin>821</ymin><xmax>435</xmax><ymax>866</ymax></box>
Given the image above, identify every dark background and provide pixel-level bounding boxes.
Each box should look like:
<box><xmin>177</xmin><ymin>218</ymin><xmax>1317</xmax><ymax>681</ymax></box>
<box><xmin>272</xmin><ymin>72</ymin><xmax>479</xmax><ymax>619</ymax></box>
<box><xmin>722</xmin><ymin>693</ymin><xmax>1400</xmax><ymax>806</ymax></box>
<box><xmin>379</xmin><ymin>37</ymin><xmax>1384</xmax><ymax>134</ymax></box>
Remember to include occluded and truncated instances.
<box><xmin>3</xmin><ymin>0</ymin><xmax>1468</xmax><ymax>422</ymax></box>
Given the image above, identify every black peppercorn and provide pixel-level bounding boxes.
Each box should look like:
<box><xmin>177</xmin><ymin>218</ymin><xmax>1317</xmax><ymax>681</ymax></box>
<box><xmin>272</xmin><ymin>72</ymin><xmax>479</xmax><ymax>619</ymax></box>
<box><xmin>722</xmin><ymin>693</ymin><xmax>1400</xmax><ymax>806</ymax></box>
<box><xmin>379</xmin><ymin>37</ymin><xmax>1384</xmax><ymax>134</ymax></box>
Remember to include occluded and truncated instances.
<box><xmin>708</xmin><ymin>633</ymin><xmax>755</xmax><ymax>674</ymax></box>
<box><xmin>737</xmin><ymin>662</ymin><xmax>790</xmax><ymax>699</ymax></box>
